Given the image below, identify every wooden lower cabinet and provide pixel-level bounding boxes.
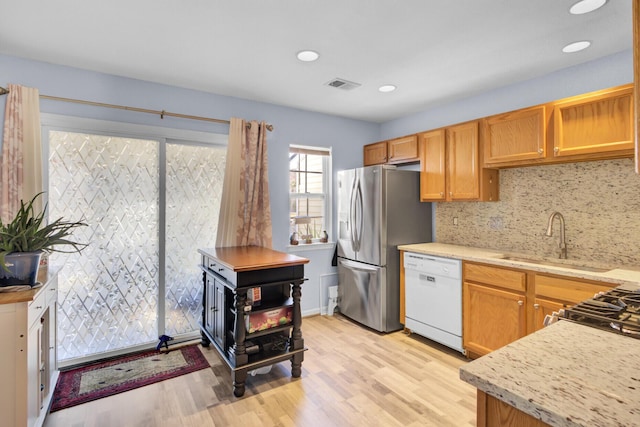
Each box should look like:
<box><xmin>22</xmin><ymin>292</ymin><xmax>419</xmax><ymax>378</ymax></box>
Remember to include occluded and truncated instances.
<box><xmin>532</xmin><ymin>297</ymin><xmax>564</xmax><ymax>332</ymax></box>
<box><xmin>477</xmin><ymin>391</ymin><xmax>550</xmax><ymax>427</ymax></box>
<box><xmin>463</xmin><ymin>261</ymin><xmax>615</xmax><ymax>357</ymax></box>
<box><xmin>463</xmin><ymin>282</ymin><xmax>527</xmax><ymax>356</ymax></box>
<box><xmin>533</xmin><ymin>274</ymin><xmax>614</xmax><ymax>332</ymax></box>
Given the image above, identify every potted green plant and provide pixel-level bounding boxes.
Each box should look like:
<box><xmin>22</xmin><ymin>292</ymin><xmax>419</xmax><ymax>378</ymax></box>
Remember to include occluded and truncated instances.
<box><xmin>0</xmin><ymin>193</ymin><xmax>87</xmax><ymax>287</ymax></box>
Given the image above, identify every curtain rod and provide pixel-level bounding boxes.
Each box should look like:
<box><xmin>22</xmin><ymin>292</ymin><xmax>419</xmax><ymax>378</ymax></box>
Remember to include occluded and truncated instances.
<box><xmin>0</xmin><ymin>86</ymin><xmax>273</xmax><ymax>131</ymax></box>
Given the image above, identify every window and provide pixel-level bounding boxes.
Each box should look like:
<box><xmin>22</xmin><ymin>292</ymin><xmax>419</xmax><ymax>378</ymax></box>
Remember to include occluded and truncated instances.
<box><xmin>289</xmin><ymin>145</ymin><xmax>331</xmax><ymax>244</ymax></box>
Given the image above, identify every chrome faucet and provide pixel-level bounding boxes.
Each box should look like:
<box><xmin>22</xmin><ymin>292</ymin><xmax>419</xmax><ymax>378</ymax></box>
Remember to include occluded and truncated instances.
<box><xmin>545</xmin><ymin>211</ymin><xmax>567</xmax><ymax>259</ymax></box>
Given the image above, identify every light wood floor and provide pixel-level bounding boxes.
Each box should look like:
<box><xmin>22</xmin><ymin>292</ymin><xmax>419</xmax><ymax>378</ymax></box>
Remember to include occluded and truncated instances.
<box><xmin>44</xmin><ymin>314</ymin><xmax>477</xmax><ymax>427</ymax></box>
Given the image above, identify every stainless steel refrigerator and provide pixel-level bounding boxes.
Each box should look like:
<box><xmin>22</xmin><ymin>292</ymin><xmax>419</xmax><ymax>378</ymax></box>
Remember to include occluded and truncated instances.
<box><xmin>336</xmin><ymin>165</ymin><xmax>432</xmax><ymax>332</ymax></box>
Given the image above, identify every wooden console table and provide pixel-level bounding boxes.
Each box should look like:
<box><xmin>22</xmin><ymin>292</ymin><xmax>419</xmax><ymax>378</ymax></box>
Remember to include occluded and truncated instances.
<box><xmin>198</xmin><ymin>246</ymin><xmax>309</xmax><ymax>397</ymax></box>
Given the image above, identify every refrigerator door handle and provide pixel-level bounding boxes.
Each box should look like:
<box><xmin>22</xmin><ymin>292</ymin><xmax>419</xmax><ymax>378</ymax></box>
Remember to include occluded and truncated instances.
<box><xmin>349</xmin><ymin>176</ymin><xmax>358</xmax><ymax>252</ymax></box>
<box><xmin>353</xmin><ymin>178</ymin><xmax>363</xmax><ymax>252</ymax></box>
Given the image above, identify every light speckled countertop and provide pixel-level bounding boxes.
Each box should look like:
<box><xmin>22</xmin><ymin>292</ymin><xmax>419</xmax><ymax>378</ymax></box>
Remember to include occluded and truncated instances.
<box><xmin>397</xmin><ymin>242</ymin><xmax>640</xmax><ymax>286</ymax></box>
<box><xmin>460</xmin><ymin>321</ymin><xmax>640</xmax><ymax>427</ymax></box>
<box><xmin>397</xmin><ymin>243</ymin><xmax>640</xmax><ymax>426</ymax></box>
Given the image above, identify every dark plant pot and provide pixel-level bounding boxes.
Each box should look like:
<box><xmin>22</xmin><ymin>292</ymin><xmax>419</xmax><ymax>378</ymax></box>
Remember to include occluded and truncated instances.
<box><xmin>0</xmin><ymin>251</ymin><xmax>43</xmax><ymax>287</ymax></box>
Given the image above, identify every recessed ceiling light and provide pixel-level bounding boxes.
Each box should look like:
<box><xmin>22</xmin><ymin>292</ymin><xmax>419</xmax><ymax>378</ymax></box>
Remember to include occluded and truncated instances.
<box><xmin>378</xmin><ymin>85</ymin><xmax>397</xmax><ymax>93</ymax></box>
<box><xmin>569</xmin><ymin>0</ymin><xmax>607</xmax><ymax>14</ymax></box>
<box><xmin>296</xmin><ymin>50</ymin><xmax>319</xmax><ymax>62</ymax></box>
<box><xmin>562</xmin><ymin>41</ymin><xmax>591</xmax><ymax>53</ymax></box>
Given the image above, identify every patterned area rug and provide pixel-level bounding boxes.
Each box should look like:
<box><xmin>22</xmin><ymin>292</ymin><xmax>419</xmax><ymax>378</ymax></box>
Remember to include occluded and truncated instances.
<box><xmin>50</xmin><ymin>344</ymin><xmax>209</xmax><ymax>412</ymax></box>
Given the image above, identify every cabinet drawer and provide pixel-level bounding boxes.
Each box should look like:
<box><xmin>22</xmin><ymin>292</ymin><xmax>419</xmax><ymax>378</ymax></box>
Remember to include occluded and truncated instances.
<box><xmin>28</xmin><ymin>288</ymin><xmax>47</xmax><ymax>328</ymax></box>
<box><xmin>44</xmin><ymin>276</ymin><xmax>58</xmax><ymax>307</ymax></box>
<box><xmin>203</xmin><ymin>256</ymin><xmax>236</xmax><ymax>285</ymax></box>
<box><xmin>535</xmin><ymin>275</ymin><xmax>614</xmax><ymax>304</ymax></box>
<box><xmin>464</xmin><ymin>263</ymin><xmax>526</xmax><ymax>292</ymax></box>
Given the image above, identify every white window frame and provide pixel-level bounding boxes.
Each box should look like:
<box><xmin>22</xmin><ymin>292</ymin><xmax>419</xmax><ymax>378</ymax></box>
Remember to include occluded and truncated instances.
<box><xmin>288</xmin><ymin>144</ymin><xmax>332</xmax><ymax>251</ymax></box>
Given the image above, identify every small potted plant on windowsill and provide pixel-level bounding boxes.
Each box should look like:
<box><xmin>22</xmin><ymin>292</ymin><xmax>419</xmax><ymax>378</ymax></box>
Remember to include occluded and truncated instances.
<box><xmin>0</xmin><ymin>193</ymin><xmax>88</xmax><ymax>288</ymax></box>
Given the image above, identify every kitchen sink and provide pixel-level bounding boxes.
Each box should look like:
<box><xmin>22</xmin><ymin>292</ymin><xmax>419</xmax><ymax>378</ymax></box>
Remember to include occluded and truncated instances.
<box><xmin>499</xmin><ymin>255</ymin><xmax>611</xmax><ymax>273</ymax></box>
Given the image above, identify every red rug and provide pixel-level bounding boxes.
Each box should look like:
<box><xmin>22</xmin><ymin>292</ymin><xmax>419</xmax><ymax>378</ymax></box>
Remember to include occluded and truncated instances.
<box><xmin>50</xmin><ymin>344</ymin><xmax>209</xmax><ymax>412</ymax></box>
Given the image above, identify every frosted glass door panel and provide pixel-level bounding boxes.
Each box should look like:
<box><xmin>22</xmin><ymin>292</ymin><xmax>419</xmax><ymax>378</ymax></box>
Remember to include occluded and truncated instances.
<box><xmin>164</xmin><ymin>143</ymin><xmax>225</xmax><ymax>336</ymax></box>
<box><xmin>48</xmin><ymin>131</ymin><xmax>160</xmax><ymax>361</ymax></box>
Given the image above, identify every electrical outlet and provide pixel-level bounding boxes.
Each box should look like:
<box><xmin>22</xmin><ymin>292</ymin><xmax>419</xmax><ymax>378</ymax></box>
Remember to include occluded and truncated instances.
<box><xmin>453</xmin><ymin>217</ymin><xmax>458</xmax><ymax>226</ymax></box>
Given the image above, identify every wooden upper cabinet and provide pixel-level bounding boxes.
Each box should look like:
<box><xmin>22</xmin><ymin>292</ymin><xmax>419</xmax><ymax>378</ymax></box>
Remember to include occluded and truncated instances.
<box><xmin>419</xmin><ymin>129</ymin><xmax>446</xmax><ymax>201</ymax></box>
<box><xmin>363</xmin><ymin>141</ymin><xmax>388</xmax><ymax>166</ymax></box>
<box><xmin>388</xmin><ymin>135</ymin><xmax>419</xmax><ymax>164</ymax></box>
<box><xmin>483</xmin><ymin>105</ymin><xmax>548</xmax><ymax>167</ymax></box>
<box><xmin>553</xmin><ymin>85</ymin><xmax>634</xmax><ymax>158</ymax></box>
<box><xmin>420</xmin><ymin>121</ymin><xmax>499</xmax><ymax>202</ymax></box>
<box><xmin>532</xmin><ymin>297</ymin><xmax>565</xmax><ymax>332</ymax></box>
<box><xmin>448</xmin><ymin>121</ymin><xmax>481</xmax><ymax>200</ymax></box>
<box><xmin>364</xmin><ymin>136</ymin><xmax>419</xmax><ymax>166</ymax></box>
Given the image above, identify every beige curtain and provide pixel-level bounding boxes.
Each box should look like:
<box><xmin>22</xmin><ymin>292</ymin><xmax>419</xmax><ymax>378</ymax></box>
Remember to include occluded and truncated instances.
<box><xmin>0</xmin><ymin>84</ymin><xmax>43</xmax><ymax>222</ymax></box>
<box><xmin>216</xmin><ymin>118</ymin><xmax>272</xmax><ymax>248</ymax></box>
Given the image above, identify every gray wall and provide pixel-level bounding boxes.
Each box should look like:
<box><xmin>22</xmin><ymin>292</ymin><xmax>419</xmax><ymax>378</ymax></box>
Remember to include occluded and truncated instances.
<box><xmin>0</xmin><ymin>53</ymin><xmax>380</xmax><ymax>315</ymax></box>
<box><xmin>379</xmin><ymin>49</ymin><xmax>633</xmax><ymax>139</ymax></box>
<box><xmin>1</xmin><ymin>47</ymin><xmax>637</xmax><ymax>314</ymax></box>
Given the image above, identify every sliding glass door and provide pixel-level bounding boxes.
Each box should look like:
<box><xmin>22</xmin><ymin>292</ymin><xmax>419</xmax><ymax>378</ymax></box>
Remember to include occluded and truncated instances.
<box><xmin>164</xmin><ymin>141</ymin><xmax>225</xmax><ymax>337</ymax></box>
<box><xmin>47</xmin><ymin>127</ymin><xmax>225</xmax><ymax>364</ymax></box>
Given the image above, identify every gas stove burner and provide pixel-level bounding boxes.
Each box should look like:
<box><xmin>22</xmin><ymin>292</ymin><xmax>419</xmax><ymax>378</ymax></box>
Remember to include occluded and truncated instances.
<box><xmin>619</xmin><ymin>294</ymin><xmax>640</xmax><ymax>314</ymax></box>
<box><xmin>561</xmin><ymin>284</ymin><xmax>640</xmax><ymax>340</ymax></box>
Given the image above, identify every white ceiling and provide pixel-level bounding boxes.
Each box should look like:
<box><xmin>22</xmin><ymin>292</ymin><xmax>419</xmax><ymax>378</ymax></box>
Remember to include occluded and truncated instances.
<box><xmin>0</xmin><ymin>0</ymin><xmax>633</xmax><ymax>123</ymax></box>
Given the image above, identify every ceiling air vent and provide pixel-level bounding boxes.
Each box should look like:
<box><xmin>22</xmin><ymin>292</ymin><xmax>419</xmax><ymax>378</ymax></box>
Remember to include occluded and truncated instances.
<box><xmin>325</xmin><ymin>78</ymin><xmax>361</xmax><ymax>91</ymax></box>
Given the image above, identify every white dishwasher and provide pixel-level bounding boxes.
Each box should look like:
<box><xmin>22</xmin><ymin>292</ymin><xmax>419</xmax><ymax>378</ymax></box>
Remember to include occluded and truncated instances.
<box><xmin>404</xmin><ymin>252</ymin><xmax>464</xmax><ymax>354</ymax></box>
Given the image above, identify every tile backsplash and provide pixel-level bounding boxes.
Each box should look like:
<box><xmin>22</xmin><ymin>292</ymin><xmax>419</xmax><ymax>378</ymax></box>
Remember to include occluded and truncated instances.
<box><xmin>435</xmin><ymin>158</ymin><xmax>640</xmax><ymax>267</ymax></box>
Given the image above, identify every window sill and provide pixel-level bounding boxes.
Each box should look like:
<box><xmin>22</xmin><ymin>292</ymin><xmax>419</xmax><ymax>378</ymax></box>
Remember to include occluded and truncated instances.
<box><xmin>287</xmin><ymin>242</ymin><xmax>335</xmax><ymax>252</ymax></box>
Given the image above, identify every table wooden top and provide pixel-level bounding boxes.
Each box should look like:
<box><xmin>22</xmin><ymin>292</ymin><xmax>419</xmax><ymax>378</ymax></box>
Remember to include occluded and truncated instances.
<box><xmin>198</xmin><ymin>246</ymin><xmax>309</xmax><ymax>272</ymax></box>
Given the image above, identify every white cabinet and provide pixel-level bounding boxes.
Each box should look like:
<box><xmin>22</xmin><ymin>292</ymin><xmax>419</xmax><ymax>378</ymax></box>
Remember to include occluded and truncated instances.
<box><xmin>0</xmin><ymin>268</ymin><xmax>59</xmax><ymax>427</ymax></box>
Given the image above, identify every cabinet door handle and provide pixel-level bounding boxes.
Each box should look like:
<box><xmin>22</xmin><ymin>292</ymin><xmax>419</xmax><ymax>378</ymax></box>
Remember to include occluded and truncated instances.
<box><xmin>537</xmin><ymin>148</ymin><xmax>543</xmax><ymax>155</ymax></box>
<box><xmin>534</xmin><ymin>303</ymin><xmax>540</xmax><ymax>309</ymax></box>
<box><xmin>449</xmin><ymin>191</ymin><xmax>453</xmax><ymax>196</ymax></box>
<box><xmin>440</xmin><ymin>192</ymin><xmax>444</xmax><ymax>197</ymax></box>
<box><xmin>517</xmin><ymin>300</ymin><xmax>524</xmax><ymax>306</ymax></box>
<box><xmin>554</xmin><ymin>147</ymin><xmax>559</xmax><ymax>153</ymax></box>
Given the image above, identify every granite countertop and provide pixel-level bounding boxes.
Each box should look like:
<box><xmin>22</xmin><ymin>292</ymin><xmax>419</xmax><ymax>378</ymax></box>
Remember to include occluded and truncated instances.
<box><xmin>397</xmin><ymin>243</ymin><xmax>640</xmax><ymax>426</ymax></box>
<box><xmin>459</xmin><ymin>321</ymin><xmax>640</xmax><ymax>427</ymax></box>
<box><xmin>397</xmin><ymin>242</ymin><xmax>640</xmax><ymax>286</ymax></box>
